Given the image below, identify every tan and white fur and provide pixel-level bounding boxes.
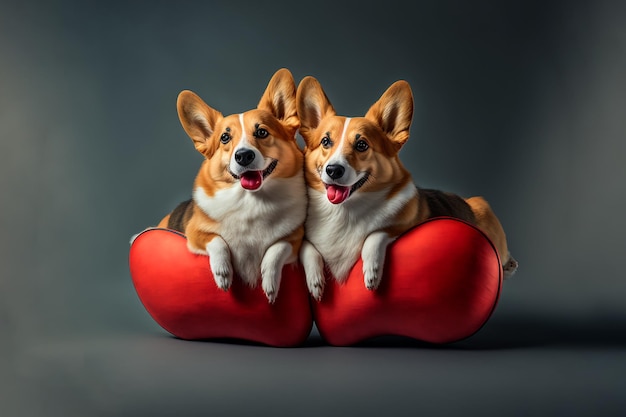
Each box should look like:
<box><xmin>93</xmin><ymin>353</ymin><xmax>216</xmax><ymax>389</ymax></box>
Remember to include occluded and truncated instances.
<box><xmin>153</xmin><ymin>69</ymin><xmax>306</xmax><ymax>303</ymax></box>
<box><xmin>297</xmin><ymin>76</ymin><xmax>518</xmax><ymax>300</ymax></box>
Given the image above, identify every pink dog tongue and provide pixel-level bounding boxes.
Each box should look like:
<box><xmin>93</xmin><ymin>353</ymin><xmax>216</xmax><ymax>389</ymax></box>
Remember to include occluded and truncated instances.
<box><xmin>240</xmin><ymin>171</ymin><xmax>263</xmax><ymax>190</ymax></box>
<box><xmin>327</xmin><ymin>185</ymin><xmax>350</xmax><ymax>204</ymax></box>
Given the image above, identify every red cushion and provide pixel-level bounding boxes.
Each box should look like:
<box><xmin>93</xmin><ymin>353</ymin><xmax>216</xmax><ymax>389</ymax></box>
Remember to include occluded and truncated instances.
<box><xmin>313</xmin><ymin>218</ymin><xmax>503</xmax><ymax>345</ymax></box>
<box><xmin>129</xmin><ymin>218</ymin><xmax>502</xmax><ymax>347</ymax></box>
<box><xmin>129</xmin><ymin>229</ymin><xmax>313</xmax><ymax>347</ymax></box>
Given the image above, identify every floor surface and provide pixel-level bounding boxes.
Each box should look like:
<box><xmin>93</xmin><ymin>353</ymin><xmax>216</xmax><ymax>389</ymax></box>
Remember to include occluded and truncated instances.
<box><xmin>7</xmin><ymin>310</ymin><xmax>626</xmax><ymax>417</ymax></box>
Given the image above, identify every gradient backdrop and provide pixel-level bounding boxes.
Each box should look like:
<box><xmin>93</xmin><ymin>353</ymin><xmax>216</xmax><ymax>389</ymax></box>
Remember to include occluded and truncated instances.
<box><xmin>2</xmin><ymin>1</ymin><xmax>625</xmax><ymax>416</ymax></box>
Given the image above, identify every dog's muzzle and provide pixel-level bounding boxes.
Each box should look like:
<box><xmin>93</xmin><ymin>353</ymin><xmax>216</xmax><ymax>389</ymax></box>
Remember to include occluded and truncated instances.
<box><xmin>235</xmin><ymin>148</ymin><xmax>256</xmax><ymax>167</ymax></box>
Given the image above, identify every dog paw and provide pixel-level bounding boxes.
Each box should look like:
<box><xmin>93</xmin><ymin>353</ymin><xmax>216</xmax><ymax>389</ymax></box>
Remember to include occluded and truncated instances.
<box><xmin>361</xmin><ymin>231</ymin><xmax>391</xmax><ymax>291</ymax></box>
<box><xmin>300</xmin><ymin>240</ymin><xmax>326</xmax><ymax>301</ymax></box>
<box><xmin>211</xmin><ymin>263</ymin><xmax>233</xmax><ymax>291</ymax></box>
<box><xmin>129</xmin><ymin>227</ymin><xmax>157</xmax><ymax>245</ymax></box>
<box><xmin>306</xmin><ymin>274</ymin><xmax>325</xmax><ymax>301</ymax></box>
<box><xmin>503</xmin><ymin>256</ymin><xmax>519</xmax><ymax>279</ymax></box>
<box><xmin>261</xmin><ymin>262</ymin><xmax>283</xmax><ymax>304</ymax></box>
<box><xmin>206</xmin><ymin>237</ymin><xmax>233</xmax><ymax>291</ymax></box>
<box><xmin>262</xmin><ymin>277</ymin><xmax>279</xmax><ymax>304</ymax></box>
<box><xmin>363</xmin><ymin>263</ymin><xmax>382</xmax><ymax>291</ymax></box>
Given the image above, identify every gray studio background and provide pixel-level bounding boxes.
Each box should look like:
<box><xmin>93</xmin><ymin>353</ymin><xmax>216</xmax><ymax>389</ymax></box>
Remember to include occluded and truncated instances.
<box><xmin>2</xmin><ymin>1</ymin><xmax>625</xmax><ymax>416</ymax></box>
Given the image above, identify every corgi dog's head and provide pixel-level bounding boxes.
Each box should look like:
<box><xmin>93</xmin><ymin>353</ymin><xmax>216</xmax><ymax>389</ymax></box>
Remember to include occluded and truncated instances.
<box><xmin>177</xmin><ymin>68</ymin><xmax>301</xmax><ymax>195</ymax></box>
<box><xmin>297</xmin><ymin>76</ymin><xmax>414</xmax><ymax>204</ymax></box>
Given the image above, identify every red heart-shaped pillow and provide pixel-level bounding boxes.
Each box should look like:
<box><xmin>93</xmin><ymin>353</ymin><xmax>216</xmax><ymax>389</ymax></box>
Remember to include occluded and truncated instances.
<box><xmin>313</xmin><ymin>218</ymin><xmax>503</xmax><ymax>345</ymax></box>
<box><xmin>129</xmin><ymin>218</ymin><xmax>501</xmax><ymax>347</ymax></box>
<box><xmin>129</xmin><ymin>229</ymin><xmax>313</xmax><ymax>347</ymax></box>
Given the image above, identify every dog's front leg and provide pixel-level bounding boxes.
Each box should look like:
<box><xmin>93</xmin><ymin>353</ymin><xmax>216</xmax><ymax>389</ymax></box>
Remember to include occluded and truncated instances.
<box><xmin>260</xmin><ymin>240</ymin><xmax>294</xmax><ymax>304</ymax></box>
<box><xmin>300</xmin><ymin>239</ymin><xmax>325</xmax><ymax>301</ymax></box>
<box><xmin>361</xmin><ymin>231</ymin><xmax>393</xmax><ymax>290</ymax></box>
<box><xmin>206</xmin><ymin>236</ymin><xmax>233</xmax><ymax>291</ymax></box>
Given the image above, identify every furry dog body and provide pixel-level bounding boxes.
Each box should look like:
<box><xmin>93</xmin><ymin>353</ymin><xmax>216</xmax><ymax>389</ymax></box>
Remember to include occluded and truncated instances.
<box><xmin>296</xmin><ymin>76</ymin><xmax>517</xmax><ymax>300</ymax></box>
<box><xmin>156</xmin><ymin>69</ymin><xmax>306</xmax><ymax>303</ymax></box>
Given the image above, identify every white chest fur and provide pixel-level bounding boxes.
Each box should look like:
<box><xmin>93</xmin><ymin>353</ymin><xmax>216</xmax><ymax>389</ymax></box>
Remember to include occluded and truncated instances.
<box><xmin>305</xmin><ymin>182</ymin><xmax>417</xmax><ymax>281</ymax></box>
<box><xmin>193</xmin><ymin>176</ymin><xmax>307</xmax><ymax>284</ymax></box>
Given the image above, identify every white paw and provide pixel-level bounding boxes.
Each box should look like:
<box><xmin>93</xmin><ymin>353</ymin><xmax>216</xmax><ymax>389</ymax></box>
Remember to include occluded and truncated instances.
<box><xmin>361</xmin><ymin>231</ymin><xmax>392</xmax><ymax>291</ymax></box>
<box><xmin>300</xmin><ymin>241</ymin><xmax>325</xmax><ymax>301</ymax></box>
<box><xmin>261</xmin><ymin>241</ymin><xmax>292</xmax><ymax>304</ymax></box>
<box><xmin>262</xmin><ymin>274</ymin><xmax>279</xmax><ymax>304</ymax></box>
<box><xmin>129</xmin><ymin>227</ymin><xmax>156</xmax><ymax>245</ymax></box>
<box><xmin>211</xmin><ymin>260</ymin><xmax>233</xmax><ymax>291</ymax></box>
<box><xmin>129</xmin><ymin>233</ymin><xmax>140</xmax><ymax>245</ymax></box>
<box><xmin>306</xmin><ymin>272</ymin><xmax>325</xmax><ymax>301</ymax></box>
<box><xmin>503</xmin><ymin>255</ymin><xmax>519</xmax><ymax>279</ymax></box>
<box><xmin>363</xmin><ymin>261</ymin><xmax>383</xmax><ymax>291</ymax></box>
<box><xmin>206</xmin><ymin>237</ymin><xmax>233</xmax><ymax>291</ymax></box>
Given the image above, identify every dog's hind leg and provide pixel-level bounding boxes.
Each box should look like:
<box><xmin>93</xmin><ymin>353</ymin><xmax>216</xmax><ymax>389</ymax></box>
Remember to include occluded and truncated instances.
<box><xmin>465</xmin><ymin>196</ymin><xmax>517</xmax><ymax>278</ymax></box>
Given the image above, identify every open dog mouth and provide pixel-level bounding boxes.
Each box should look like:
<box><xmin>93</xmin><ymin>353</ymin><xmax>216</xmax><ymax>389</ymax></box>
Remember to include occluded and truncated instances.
<box><xmin>324</xmin><ymin>173</ymin><xmax>369</xmax><ymax>204</ymax></box>
<box><xmin>230</xmin><ymin>159</ymin><xmax>278</xmax><ymax>191</ymax></box>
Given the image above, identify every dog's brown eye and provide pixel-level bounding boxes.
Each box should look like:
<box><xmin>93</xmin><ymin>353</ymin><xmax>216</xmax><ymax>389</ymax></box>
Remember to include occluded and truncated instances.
<box><xmin>254</xmin><ymin>128</ymin><xmax>269</xmax><ymax>139</ymax></box>
<box><xmin>220</xmin><ymin>132</ymin><xmax>231</xmax><ymax>144</ymax></box>
<box><xmin>321</xmin><ymin>136</ymin><xmax>333</xmax><ymax>149</ymax></box>
<box><xmin>355</xmin><ymin>139</ymin><xmax>369</xmax><ymax>152</ymax></box>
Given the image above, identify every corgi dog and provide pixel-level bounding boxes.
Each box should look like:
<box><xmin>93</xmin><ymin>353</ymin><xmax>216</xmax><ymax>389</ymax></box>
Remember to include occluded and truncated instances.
<box><xmin>155</xmin><ymin>68</ymin><xmax>306</xmax><ymax>303</ymax></box>
<box><xmin>296</xmin><ymin>76</ymin><xmax>518</xmax><ymax>300</ymax></box>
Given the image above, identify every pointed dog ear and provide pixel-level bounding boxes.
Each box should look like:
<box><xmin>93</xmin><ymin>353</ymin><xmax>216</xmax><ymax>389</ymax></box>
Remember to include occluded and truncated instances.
<box><xmin>365</xmin><ymin>80</ymin><xmax>414</xmax><ymax>151</ymax></box>
<box><xmin>177</xmin><ymin>90</ymin><xmax>223</xmax><ymax>158</ymax></box>
<box><xmin>257</xmin><ymin>68</ymin><xmax>299</xmax><ymax>137</ymax></box>
<box><xmin>296</xmin><ymin>76</ymin><xmax>336</xmax><ymax>147</ymax></box>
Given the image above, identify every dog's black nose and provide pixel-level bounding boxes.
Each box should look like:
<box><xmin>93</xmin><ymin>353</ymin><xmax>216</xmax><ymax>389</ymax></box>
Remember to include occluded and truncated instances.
<box><xmin>235</xmin><ymin>149</ymin><xmax>256</xmax><ymax>166</ymax></box>
<box><xmin>325</xmin><ymin>164</ymin><xmax>345</xmax><ymax>180</ymax></box>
